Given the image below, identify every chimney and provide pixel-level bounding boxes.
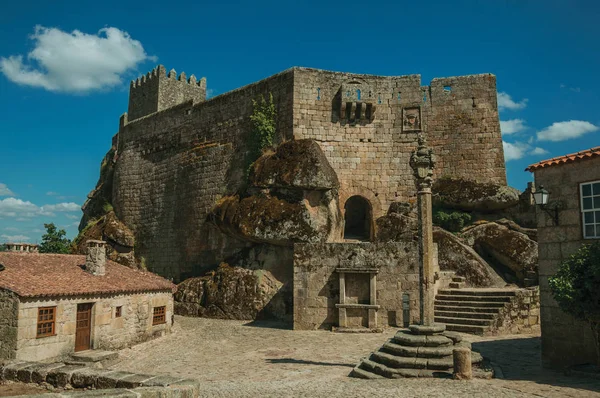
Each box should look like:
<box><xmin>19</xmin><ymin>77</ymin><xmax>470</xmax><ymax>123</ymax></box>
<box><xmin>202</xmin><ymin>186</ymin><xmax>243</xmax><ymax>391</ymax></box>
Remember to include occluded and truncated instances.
<box><xmin>85</xmin><ymin>240</ymin><xmax>106</xmax><ymax>276</ymax></box>
<box><xmin>6</xmin><ymin>243</ymin><xmax>38</xmax><ymax>253</ymax></box>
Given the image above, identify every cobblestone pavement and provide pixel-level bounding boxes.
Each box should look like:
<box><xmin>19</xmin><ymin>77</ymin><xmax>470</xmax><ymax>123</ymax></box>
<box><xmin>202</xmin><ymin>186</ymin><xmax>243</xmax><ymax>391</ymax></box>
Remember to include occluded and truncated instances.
<box><xmin>110</xmin><ymin>316</ymin><xmax>600</xmax><ymax>397</ymax></box>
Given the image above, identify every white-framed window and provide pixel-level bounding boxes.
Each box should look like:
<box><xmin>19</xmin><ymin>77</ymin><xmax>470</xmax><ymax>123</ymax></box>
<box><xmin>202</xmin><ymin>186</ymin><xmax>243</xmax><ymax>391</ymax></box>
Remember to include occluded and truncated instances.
<box><xmin>580</xmin><ymin>181</ymin><xmax>600</xmax><ymax>238</ymax></box>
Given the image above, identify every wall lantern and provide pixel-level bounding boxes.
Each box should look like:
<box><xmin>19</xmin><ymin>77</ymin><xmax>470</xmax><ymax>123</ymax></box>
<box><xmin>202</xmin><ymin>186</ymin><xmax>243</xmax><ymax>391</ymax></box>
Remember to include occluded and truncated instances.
<box><xmin>533</xmin><ymin>185</ymin><xmax>561</xmax><ymax>225</ymax></box>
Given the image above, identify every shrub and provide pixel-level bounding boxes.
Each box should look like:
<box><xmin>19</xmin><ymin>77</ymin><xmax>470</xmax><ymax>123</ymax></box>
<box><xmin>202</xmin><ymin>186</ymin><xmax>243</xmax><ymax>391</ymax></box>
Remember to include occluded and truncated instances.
<box><xmin>432</xmin><ymin>208</ymin><xmax>471</xmax><ymax>232</ymax></box>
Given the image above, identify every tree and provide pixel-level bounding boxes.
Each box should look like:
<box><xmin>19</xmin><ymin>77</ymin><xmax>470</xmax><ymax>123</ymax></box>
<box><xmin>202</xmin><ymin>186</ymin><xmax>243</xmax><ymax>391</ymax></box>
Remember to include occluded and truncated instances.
<box><xmin>548</xmin><ymin>241</ymin><xmax>600</xmax><ymax>366</ymax></box>
<box><xmin>39</xmin><ymin>223</ymin><xmax>71</xmax><ymax>254</ymax></box>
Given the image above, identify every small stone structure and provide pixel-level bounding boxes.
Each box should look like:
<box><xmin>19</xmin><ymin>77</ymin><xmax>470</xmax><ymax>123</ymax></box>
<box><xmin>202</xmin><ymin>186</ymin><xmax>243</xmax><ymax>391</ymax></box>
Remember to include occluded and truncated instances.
<box><xmin>293</xmin><ymin>242</ymin><xmax>421</xmax><ymax>330</ymax></box>
<box><xmin>0</xmin><ymin>241</ymin><xmax>175</xmax><ymax>361</ymax></box>
<box><xmin>350</xmin><ymin>324</ymin><xmax>489</xmax><ymax>379</ymax></box>
<box><xmin>5</xmin><ymin>243</ymin><xmax>38</xmax><ymax>253</ymax></box>
<box><xmin>526</xmin><ymin>146</ymin><xmax>600</xmax><ymax>368</ymax></box>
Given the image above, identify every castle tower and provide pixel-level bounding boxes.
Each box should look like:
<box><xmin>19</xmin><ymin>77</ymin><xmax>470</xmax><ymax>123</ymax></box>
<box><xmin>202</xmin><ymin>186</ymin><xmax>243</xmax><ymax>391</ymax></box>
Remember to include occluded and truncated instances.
<box><xmin>127</xmin><ymin>65</ymin><xmax>207</xmax><ymax>121</ymax></box>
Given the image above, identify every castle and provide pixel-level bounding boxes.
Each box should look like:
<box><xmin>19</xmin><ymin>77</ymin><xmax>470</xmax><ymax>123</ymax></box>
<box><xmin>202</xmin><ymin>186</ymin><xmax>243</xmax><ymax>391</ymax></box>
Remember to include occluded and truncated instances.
<box><xmin>106</xmin><ymin>65</ymin><xmax>505</xmax><ymax>282</ymax></box>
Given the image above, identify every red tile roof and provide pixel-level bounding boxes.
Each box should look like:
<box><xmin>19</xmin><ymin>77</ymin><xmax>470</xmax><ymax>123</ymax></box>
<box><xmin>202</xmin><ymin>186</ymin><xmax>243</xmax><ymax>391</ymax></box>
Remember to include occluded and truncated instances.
<box><xmin>525</xmin><ymin>146</ymin><xmax>600</xmax><ymax>172</ymax></box>
<box><xmin>0</xmin><ymin>253</ymin><xmax>175</xmax><ymax>298</ymax></box>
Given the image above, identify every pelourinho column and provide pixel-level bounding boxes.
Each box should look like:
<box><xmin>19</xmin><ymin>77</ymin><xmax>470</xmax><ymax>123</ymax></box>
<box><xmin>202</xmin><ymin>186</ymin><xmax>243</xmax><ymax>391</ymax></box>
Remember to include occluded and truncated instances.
<box><xmin>410</xmin><ymin>133</ymin><xmax>436</xmax><ymax>326</ymax></box>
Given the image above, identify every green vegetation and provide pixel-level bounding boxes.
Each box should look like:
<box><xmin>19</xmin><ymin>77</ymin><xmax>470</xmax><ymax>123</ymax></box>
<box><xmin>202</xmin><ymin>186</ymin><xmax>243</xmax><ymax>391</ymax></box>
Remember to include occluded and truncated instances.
<box><xmin>432</xmin><ymin>207</ymin><xmax>472</xmax><ymax>232</ymax></box>
<box><xmin>39</xmin><ymin>223</ymin><xmax>71</xmax><ymax>254</ymax></box>
<box><xmin>245</xmin><ymin>93</ymin><xmax>277</xmax><ymax>178</ymax></box>
<box><xmin>102</xmin><ymin>201</ymin><xmax>114</xmax><ymax>214</ymax></box>
<box><xmin>549</xmin><ymin>242</ymin><xmax>600</xmax><ymax>365</ymax></box>
<box><xmin>0</xmin><ymin>244</ymin><xmax>6</xmax><ymax>252</ymax></box>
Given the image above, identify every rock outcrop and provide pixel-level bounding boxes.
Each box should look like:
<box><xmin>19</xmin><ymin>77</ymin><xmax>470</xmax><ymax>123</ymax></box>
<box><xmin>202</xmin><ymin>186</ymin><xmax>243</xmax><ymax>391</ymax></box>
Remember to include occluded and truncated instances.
<box><xmin>375</xmin><ymin>202</ymin><xmax>418</xmax><ymax>242</ymax></box>
<box><xmin>433</xmin><ymin>178</ymin><xmax>520</xmax><ymax>212</ymax></box>
<box><xmin>210</xmin><ymin>139</ymin><xmax>343</xmax><ymax>246</ymax></box>
<box><xmin>433</xmin><ymin>227</ymin><xmax>505</xmax><ymax>287</ymax></box>
<box><xmin>250</xmin><ymin>139</ymin><xmax>339</xmax><ymax>190</ymax></box>
<box><xmin>72</xmin><ymin>211</ymin><xmax>137</xmax><ymax>268</ymax></box>
<box><xmin>461</xmin><ymin>221</ymin><xmax>538</xmax><ymax>285</ymax></box>
<box><xmin>79</xmin><ymin>146</ymin><xmax>117</xmax><ymax>230</ymax></box>
<box><xmin>174</xmin><ymin>263</ymin><xmax>289</xmax><ymax>320</ymax></box>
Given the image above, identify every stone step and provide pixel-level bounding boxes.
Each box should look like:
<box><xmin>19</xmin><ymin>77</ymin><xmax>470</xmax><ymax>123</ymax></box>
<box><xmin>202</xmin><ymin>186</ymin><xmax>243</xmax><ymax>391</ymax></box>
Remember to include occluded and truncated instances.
<box><xmin>70</xmin><ymin>350</ymin><xmax>119</xmax><ymax>363</ymax></box>
<box><xmin>434</xmin><ymin>300</ymin><xmax>507</xmax><ymax>308</ymax></box>
<box><xmin>442</xmin><ymin>322</ymin><xmax>489</xmax><ymax>335</ymax></box>
<box><xmin>358</xmin><ymin>358</ymin><xmax>441</xmax><ymax>379</ymax></box>
<box><xmin>381</xmin><ymin>341</ymin><xmax>454</xmax><ymax>358</ymax></box>
<box><xmin>434</xmin><ymin>316</ymin><xmax>494</xmax><ymax>327</ymax></box>
<box><xmin>434</xmin><ymin>304</ymin><xmax>500</xmax><ymax>314</ymax></box>
<box><xmin>435</xmin><ymin>310</ymin><xmax>497</xmax><ymax>320</ymax></box>
<box><xmin>349</xmin><ymin>364</ymin><xmax>384</xmax><ymax>379</ymax></box>
<box><xmin>437</xmin><ymin>289</ymin><xmax>517</xmax><ymax>297</ymax></box>
<box><xmin>449</xmin><ymin>282</ymin><xmax>465</xmax><ymax>289</ymax></box>
<box><xmin>451</xmin><ymin>276</ymin><xmax>466</xmax><ymax>283</ymax></box>
<box><xmin>436</xmin><ymin>294</ymin><xmax>512</xmax><ymax>303</ymax></box>
<box><xmin>391</xmin><ymin>331</ymin><xmax>453</xmax><ymax>347</ymax></box>
<box><xmin>371</xmin><ymin>351</ymin><xmax>427</xmax><ymax>369</ymax></box>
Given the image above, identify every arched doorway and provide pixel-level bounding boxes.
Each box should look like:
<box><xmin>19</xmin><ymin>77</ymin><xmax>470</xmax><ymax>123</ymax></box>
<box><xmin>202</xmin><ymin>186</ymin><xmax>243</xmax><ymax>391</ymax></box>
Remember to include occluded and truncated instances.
<box><xmin>344</xmin><ymin>195</ymin><xmax>372</xmax><ymax>241</ymax></box>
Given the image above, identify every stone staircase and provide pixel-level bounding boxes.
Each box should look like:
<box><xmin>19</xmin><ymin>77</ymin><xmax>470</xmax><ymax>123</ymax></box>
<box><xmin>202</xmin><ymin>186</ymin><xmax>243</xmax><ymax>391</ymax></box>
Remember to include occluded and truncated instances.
<box><xmin>434</xmin><ymin>278</ymin><xmax>518</xmax><ymax>335</ymax></box>
<box><xmin>350</xmin><ymin>324</ymin><xmax>491</xmax><ymax>379</ymax></box>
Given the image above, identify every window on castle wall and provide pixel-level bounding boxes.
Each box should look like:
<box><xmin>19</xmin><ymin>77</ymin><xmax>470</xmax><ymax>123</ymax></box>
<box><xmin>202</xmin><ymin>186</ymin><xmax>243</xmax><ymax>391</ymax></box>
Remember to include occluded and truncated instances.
<box><xmin>344</xmin><ymin>196</ymin><xmax>372</xmax><ymax>241</ymax></box>
<box><xmin>581</xmin><ymin>181</ymin><xmax>600</xmax><ymax>238</ymax></box>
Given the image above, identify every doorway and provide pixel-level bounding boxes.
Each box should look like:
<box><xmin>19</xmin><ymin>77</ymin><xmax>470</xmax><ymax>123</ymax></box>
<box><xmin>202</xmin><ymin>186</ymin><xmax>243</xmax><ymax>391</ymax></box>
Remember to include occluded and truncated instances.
<box><xmin>75</xmin><ymin>303</ymin><xmax>93</xmax><ymax>352</ymax></box>
<box><xmin>343</xmin><ymin>195</ymin><xmax>372</xmax><ymax>241</ymax></box>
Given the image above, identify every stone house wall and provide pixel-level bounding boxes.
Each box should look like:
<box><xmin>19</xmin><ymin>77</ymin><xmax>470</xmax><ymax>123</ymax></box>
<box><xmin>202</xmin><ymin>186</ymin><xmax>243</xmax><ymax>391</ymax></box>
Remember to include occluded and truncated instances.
<box><xmin>114</xmin><ymin>67</ymin><xmax>505</xmax><ymax>282</ymax></box>
<box><xmin>293</xmin><ymin>242</ymin><xmax>420</xmax><ymax>330</ymax></box>
<box><xmin>15</xmin><ymin>291</ymin><xmax>173</xmax><ymax>362</ymax></box>
<box><xmin>533</xmin><ymin>157</ymin><xmax>600</xmax><ymax>368</ymax></box>
<box><xmin>0</xmin><ymin>289</ymin><xmax>19</xmax><ymax>359</ymax></box>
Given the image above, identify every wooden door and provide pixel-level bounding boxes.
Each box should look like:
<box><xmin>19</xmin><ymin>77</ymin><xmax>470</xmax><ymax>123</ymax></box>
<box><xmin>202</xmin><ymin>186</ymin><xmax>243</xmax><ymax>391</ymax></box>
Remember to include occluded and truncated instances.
<box><xmin>75</xmin><ymin>303</ymin><xmax>93</xmax><ymax>352</ymax></box>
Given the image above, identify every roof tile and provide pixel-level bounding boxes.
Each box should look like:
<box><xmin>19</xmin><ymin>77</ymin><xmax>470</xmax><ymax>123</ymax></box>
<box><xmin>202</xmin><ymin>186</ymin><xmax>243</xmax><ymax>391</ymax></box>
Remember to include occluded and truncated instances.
<box><xmin>525</xmin><ymin>146</ymin><xmax>600</xmax><ymax>172</ymax></box>
<box><xmin>0</xmin><ymin>253</ymin><xmax>175</xmax><ymax>298</ymax></box>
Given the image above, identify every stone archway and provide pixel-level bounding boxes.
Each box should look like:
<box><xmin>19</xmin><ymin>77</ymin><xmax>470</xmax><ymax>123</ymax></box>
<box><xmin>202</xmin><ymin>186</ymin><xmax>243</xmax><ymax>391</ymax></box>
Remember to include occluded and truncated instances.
<box><xmin>343</xmin><ymin>196</ymin><xmax>373</xmax><ymax>241</ymax></box>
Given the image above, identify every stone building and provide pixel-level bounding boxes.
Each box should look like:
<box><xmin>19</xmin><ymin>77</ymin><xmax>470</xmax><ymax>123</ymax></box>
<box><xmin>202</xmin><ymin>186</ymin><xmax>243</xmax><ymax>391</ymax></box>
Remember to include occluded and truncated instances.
<box><xmin>526</xmin><ymin>146</ymin><xmax>600</xmax><ymax>368</ymax></box>
<box><xmin>86</xmin><ymin>65</ymin><xmax>506</xmax><ymax>282</ymax></box>
<box><xmin>0</xmin><ymin>241</ymin><xmax>175</xmax><ymax>362</ymax></box>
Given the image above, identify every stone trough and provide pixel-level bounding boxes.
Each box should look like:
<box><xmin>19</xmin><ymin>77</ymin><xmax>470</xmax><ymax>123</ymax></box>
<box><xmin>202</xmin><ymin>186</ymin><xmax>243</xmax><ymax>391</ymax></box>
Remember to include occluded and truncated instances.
<box><xmin>350</xmin><ymin>324</ymin><xmax>492</xmax><ymax>379</ymax></box>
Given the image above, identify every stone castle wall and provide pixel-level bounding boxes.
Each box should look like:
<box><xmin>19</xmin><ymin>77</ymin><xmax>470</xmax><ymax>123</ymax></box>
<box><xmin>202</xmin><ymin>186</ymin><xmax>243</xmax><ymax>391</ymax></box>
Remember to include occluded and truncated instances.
<box><xmin>292</xmin><ymin>68</ymin><xmax>505</xmax><ymax>216</ymax></box>
<box><xmin>114</xmin><ymin>67</ymin><xmax>505</xmax><ymax>281</ymax></box>
<box><xmin>15</xmin><ymin>292</ymin><xmax>173</xmax><ymax>362</ymax></box>
<box><xmin>114</xmin><ymin>70</ymin><xmax>295</xmax><ymax>280</ymax></box>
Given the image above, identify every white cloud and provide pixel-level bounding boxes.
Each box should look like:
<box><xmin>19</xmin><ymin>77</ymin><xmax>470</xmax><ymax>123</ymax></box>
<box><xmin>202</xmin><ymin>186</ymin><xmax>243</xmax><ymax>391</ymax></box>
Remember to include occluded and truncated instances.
<box><xmin>0</xmin><ymin>198</ymin><xmax>44</xmax><ymax>218</ymax></box>
<box><xmin>46</xmin><ymin>191</ymin><xmax>59</xmax><ymax>196</ymax></box>
<box><xmin>0</xmin><ymin>183</ymin><xmax>15</xmax><ymax>197</ymax></box>
<box><xmin>503</xmin><ymin>141</ymin><xmax>529</xmax><ymax>161</ymax></box>
<box><xmin>498</xmin><ymin>92</ymin><xmax>528</xmax><ymax>111</ymax></box>
<box><xmin>3</xmin><ymin>227</ymin><xmax>19</xmax><ymax>232</ymax></box>
<box><xmin>531</xmin><ymin>147</ymin><xmax>549</xmax><ymax>156</ymax></box>
<box><xmin>1</xmin><ymin>234</ymin><xmax>30</xmax><ymax>242</ymax></box>
<box><xmin>560</xmin><ymin>84</ymin><xmax>581</xmax><ymax>93</ymax></box>
<box><xmin>500</xmin><ymin>119</ymin><xmax>527</xmax><ymax>135</ymax></box>
<box><xmin>65</xmin><ymin>214</ymin><xmax>79</xmax><ymax>220</ymax></box>
<box><xmin>0</xmin><ymin>198</ymin><xmax>80</xmax><ymax>218</ymax></box>
<box><xmin>537</xmin><ymin>120</ymin><xmax>599</xmax><ymax>142</ymax></box>
<box><xmin>42</xmin><ymin>202</ymin><xmax>81</xmax><ymax>212</ymax></box>
<box><xmin>0</xmin><ymin>25</ymin><xmax>155</xmax><ymax>93</ymax></box>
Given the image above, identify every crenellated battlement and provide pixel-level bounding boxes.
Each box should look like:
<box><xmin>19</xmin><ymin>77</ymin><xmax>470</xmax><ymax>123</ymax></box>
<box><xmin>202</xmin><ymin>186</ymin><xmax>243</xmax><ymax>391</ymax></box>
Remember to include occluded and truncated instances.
<box><xmin>127</xmin><ymin>65</ymin><xmax>207</xmax><ymax>122</ymax></box>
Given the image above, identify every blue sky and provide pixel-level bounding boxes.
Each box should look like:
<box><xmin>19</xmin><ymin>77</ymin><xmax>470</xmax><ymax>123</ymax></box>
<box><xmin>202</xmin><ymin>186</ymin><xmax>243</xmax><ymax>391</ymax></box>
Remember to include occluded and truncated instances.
<box><xmin>1</xmin><ymin>0</ymin><xmax>599</xmax><ymax>243</ymax></box>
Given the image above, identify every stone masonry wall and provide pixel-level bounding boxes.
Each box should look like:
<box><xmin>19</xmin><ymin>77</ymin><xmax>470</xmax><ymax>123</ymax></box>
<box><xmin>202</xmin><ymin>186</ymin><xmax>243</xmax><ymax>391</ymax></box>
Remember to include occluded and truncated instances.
<box><xmin>534</xmin><ymin>157</ymin><xmax>600</xmax><ymax>368</ymax></box>
<box><xmin>492</xmin><ymin>287</ymin><xmax>540</xmax><ymax>334</ymax></box>
<box><xmin>16</xmin><ymin>292</ymin><xmax>173</xmax><ymax>361</ymax></box>
<box><xmin>0</xmin><ymin>289</ymin><xmax>19</xmax><ymax>360</ymax></box>
<box><xmin>114</xmin><ymin>70</ymin><xmax>295</xmax><ymax>281</ymax></box>
<box><xmin>293</xmin><ymin>242</ymin><xmax>420</xmax><ymax>330</ymax></box>
<box><xmin>292</xmin><ymin>68</ymin><xmax>505</xmax><ymax>217</ymax></box>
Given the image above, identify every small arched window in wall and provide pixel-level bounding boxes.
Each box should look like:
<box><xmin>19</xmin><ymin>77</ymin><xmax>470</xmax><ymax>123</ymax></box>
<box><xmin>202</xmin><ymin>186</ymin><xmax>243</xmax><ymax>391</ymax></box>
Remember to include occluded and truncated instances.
<box><xmin>317</xmin><ymin>87</ymin><xmax>321</xmax><ymax>100</ymax></box>
<box><xmin>343</xmin><ymin>195</ymin><xmax>372</xmax><ymax>241</ymax></box>
<box><xmin>357</xmin><ymin>89</ymin><xmax>361</xmax><ymax>100</ymax></box>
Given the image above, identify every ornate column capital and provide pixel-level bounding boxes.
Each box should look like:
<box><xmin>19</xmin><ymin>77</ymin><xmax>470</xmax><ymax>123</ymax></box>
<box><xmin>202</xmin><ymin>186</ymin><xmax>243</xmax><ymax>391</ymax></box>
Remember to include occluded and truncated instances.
<box><xmin>410</xmin><ymin>133</ymin><xmax>436</xmax><ymax>190</ymax></box>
